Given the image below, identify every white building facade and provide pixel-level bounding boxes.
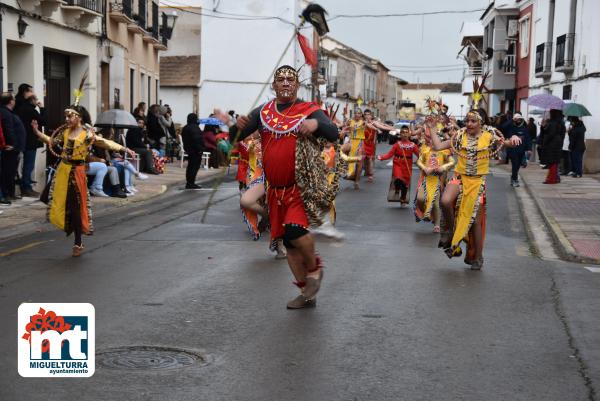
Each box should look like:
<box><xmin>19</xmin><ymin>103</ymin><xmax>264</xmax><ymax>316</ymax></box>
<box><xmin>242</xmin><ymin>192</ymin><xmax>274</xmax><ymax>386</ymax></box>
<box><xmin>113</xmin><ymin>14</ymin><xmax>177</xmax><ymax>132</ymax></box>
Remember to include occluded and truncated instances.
<box><xmin>1</xmin><ymin>0</ymin><xmax>102</xmax><ymax>130</ymax></box>
<box><xmin>529</xmin><ymin>0</ymin><xmax>600</xmax><ymax>171</ymax></box>
<box><xmin>195</xmin><ymin>0</ymin><xmax>315</xmax><ymax>120</ymax></box>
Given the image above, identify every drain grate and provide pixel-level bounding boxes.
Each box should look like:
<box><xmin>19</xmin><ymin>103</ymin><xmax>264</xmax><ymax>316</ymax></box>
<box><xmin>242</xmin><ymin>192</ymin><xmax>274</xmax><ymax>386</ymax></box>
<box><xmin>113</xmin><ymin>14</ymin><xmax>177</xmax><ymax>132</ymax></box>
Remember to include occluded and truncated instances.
<box><xmin>97</xmin><ymin>346</ymin><xmax>207</xmax><ymax>370</ymax></box>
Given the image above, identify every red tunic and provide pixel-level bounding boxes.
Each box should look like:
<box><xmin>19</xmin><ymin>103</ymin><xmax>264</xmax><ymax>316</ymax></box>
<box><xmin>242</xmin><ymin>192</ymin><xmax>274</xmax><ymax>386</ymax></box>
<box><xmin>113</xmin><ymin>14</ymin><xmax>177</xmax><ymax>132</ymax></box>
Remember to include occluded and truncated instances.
<box><xmin>363</xmin><ymin>126</ymin><xmax>377</xmax><ymax>157</ymax></box>
<box><xmin>233</xmin><ymin>142</ymin><xmax>249</xmax><ymax>184</ymax></box>
<box><xmin>258</xmin><ymin>100</ymin><xmax>321</xmax><ymax>238</ymax></box>
<box><xmin>379</xmin><ymin>140</ymin><xmax>419</xmax><ymax>184</ymax></box>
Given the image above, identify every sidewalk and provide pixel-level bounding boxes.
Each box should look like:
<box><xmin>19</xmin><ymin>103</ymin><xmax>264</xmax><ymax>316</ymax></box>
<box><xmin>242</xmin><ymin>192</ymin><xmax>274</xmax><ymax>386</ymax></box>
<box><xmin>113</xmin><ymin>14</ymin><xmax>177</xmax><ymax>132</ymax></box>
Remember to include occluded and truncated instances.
<box><xmin>0</xmin><ymin>162</ymin><xmax>225</xmax><ymax>241</ymax></box>
<box><xmin>507</xmin><ymin>161</ymin><xmax>600</xmax><ymax>264</ymax></box>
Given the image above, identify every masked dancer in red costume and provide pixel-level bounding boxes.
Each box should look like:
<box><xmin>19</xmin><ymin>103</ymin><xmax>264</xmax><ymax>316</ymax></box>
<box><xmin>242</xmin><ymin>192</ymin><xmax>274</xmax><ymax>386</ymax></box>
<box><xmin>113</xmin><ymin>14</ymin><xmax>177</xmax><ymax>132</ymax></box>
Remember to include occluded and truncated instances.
<box><xmin>233</xmin><ymin>65</ymin><xmax>339</xmax><ymax>309</ymax></box>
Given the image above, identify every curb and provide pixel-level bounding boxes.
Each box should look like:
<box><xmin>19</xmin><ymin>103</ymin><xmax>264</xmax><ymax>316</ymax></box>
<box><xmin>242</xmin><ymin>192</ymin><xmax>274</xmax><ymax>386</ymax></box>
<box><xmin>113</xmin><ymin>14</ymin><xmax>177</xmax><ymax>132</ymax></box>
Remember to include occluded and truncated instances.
<box><xmin>519</xmin><ymin>171</ymin><xmax>600</xmax><ymax>265</ymax></box>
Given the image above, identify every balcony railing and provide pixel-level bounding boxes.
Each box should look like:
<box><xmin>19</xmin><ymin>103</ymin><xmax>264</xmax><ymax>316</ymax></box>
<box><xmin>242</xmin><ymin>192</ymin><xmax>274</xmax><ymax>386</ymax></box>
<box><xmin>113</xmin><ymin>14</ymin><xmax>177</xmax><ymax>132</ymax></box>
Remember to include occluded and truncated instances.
<box><xmin>151</xmin><ymin>2</ymin><xmax>159</xmax><ymax>39</ymax></box>
<box><xmin>555</xmin><ymin>33</ymin><xmax>575</xmax><ymax>72</ymax></box>
<box><xmin>326</xmin><ymin>79</ymin><xmax>337</xmax><ymax>96</ymax></box>
<box><xmin>137</xmin><ymin>0</ymin><xmax>147</xmax><ymax>30</ymax></box>
<box><xmin>503</xmin><ymin>54</ymin><xmax>516</xmax><ymax>74</ymax></box>
<box><xmin>535</xmin><ymin>42</ymin><xmax>553</xmax><ymax>77</ymax></box>
<box><xmin>109</xmin><ymin>0</ymin><xmax>133</xmax><ymax>22</ymax></box>
<box><xmin>64</xmin><ymin>0</ymin><xmax>103</xmax><ymax>14</ymax></box>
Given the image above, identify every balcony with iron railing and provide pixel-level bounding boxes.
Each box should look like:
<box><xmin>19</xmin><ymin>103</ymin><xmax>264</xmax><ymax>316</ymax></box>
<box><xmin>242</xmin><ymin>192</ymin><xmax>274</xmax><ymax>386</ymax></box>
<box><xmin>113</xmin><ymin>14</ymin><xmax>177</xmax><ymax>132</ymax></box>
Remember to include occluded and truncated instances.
<box><xmin>109</xmin><ymin>0</ymin><xmax>133</xmax><ymax>24</ymax></box>
<box><xmin>503</xmin><ymin>54</ymin><xmax>516</xmax><ymax>74</ymax></box>
<box><xmin>63</xmin><ymin>0</ymin><xmax>103</xmax><ymax>13</ymax></box>
<box><xmin>555</xmin><ymin>33</ymin><xmax>575</xmax><ymax>73</ymax></box>
<box><xmin>535</xmin><ymin>42</ymin><xmax>553</xmax><ymax>78</ymax></box>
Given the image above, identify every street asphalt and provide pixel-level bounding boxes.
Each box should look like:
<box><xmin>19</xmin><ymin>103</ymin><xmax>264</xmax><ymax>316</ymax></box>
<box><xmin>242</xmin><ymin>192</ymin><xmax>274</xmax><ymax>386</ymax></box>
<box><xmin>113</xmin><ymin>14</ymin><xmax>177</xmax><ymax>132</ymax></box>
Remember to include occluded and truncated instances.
<box><xmin>0</xmin><ymin>148</ymin><xmax>599</xmax><ymax>401</ymax></box>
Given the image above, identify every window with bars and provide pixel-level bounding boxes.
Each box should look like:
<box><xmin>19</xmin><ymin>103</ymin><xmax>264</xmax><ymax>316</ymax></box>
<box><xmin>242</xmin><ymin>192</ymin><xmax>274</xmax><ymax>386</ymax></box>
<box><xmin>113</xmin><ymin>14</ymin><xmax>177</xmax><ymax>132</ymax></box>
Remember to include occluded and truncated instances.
<box><xmin>555</xmin><ymin>34</ymin><xmax>566</xmax><ymax>67</ymax></box>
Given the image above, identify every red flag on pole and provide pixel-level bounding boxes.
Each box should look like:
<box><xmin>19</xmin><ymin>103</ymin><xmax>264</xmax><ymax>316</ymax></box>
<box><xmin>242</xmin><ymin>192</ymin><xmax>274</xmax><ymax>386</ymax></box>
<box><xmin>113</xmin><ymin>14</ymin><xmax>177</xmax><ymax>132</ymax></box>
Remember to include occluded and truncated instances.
<box><xmin>296</xmin><ymin>32</ymin><xmax>317</xmax><ymax>68</ymax></box>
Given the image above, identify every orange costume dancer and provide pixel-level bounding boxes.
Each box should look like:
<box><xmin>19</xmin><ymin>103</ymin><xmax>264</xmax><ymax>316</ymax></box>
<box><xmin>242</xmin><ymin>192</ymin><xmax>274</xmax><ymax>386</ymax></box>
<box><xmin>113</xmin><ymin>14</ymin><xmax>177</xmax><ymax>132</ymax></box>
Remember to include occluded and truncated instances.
<box><xmin>377</xmin><ymin>126</ymin><xmax>419</xmax><ymax>207</ymax></box>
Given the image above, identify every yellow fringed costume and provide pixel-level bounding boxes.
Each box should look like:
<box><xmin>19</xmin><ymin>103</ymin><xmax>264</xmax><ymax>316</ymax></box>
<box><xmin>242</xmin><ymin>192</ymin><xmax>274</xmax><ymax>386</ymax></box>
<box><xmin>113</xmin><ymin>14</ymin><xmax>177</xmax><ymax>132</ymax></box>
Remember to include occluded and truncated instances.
<box><xmin>39</xmin><ymin>127</ymin><xmax>124</xmax><ymax>236</ymax></box>
<box><xmin>447</xmin><ymin>129</ymin><xmax>497</xmax><ymax>261</ymax></box>
<box><xmin>345</xmin><ymin>119</ymin><xmax>365</xmax><ymax>180</ymax></box>
<box><xmin>414</xmin><ymin>144</ymin><xmax>454</xmax><ymax>222</ymax></box>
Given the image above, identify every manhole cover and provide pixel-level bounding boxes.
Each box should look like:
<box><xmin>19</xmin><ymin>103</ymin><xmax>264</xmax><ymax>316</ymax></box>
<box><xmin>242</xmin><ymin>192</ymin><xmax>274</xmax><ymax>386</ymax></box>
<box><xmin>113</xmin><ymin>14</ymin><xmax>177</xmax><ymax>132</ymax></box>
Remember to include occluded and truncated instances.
<box><xmin>97</xmin><ymin>346</ymin><xmax>207</xmax><ymax>370</ymax></box>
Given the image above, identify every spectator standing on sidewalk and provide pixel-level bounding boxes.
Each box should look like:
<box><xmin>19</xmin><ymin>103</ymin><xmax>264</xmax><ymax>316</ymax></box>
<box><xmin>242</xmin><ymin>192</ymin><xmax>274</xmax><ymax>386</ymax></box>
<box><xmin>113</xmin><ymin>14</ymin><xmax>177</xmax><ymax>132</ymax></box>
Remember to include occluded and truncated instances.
<box><xmin>567</xmin><ymin>116</ymin><xmax>586</xmax><ymax>178</ymax></box>
<box><xmin>541</xmin><ymin>109</ymin><xmax>566</xmax><ymax>184</ymax></box>
<box><xmin>506</xmin><ymin>113</ymin><xmax>532</xmax><ymax>187</ymax></box>
<box><xmin>527</xmin><ymin>117</ymin><xmax>537</xmax><ymax>162</ymax></box>
<box><xmin>560</xmin><ymin>119</ymin><xmax>571</xmax><ymax>176</ymax></box>
<box><xmin>14</xmin><ymin>84</ymin><xmax>46</xmax><ymax>197</ymax></box>
<box><xmin>181</xmin><ymin>113</ymin><xmax>204</xmax><ymax>189</ymax></box>
<box><xmin>0</xmin><ymin>93</ymin><xmax>26</xmax><ymax>202</ymax></box>
<box><xmin>0</xmin><ymin>107</ymin><xmax>9</xmax><ymax>204</ymax></box>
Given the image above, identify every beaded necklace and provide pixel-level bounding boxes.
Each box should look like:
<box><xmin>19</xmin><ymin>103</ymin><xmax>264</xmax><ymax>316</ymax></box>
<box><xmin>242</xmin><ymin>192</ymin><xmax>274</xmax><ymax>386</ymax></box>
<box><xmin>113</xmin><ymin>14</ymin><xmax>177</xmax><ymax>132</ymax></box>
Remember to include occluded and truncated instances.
<box><xmin>450</xmin><ymin>128</ymin><xmax>503</xmax><ymax>161</ymax></box>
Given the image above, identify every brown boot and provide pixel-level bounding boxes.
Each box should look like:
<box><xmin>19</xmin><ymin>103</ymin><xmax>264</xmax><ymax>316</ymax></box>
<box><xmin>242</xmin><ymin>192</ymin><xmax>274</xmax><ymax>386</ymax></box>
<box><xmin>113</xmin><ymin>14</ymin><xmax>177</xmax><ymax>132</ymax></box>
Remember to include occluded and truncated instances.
<box><xmin>303</xmin><ymin>269</ymin><xmax>323</xmax><ymax>300</ymax></box>
<box><xmin>286</xmin><ymin>294</ymin><xmax>316</xmax><ymax>309</ymax></box>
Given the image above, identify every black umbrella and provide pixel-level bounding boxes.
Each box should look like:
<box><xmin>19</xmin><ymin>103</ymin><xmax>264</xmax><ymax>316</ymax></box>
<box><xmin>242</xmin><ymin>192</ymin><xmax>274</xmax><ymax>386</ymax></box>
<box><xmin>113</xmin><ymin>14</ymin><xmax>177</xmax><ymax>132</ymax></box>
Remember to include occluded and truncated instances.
<box><xmin>94</xmin><ymin>109</ymin><xmax>138</xmax><ymax>129</ymax></box>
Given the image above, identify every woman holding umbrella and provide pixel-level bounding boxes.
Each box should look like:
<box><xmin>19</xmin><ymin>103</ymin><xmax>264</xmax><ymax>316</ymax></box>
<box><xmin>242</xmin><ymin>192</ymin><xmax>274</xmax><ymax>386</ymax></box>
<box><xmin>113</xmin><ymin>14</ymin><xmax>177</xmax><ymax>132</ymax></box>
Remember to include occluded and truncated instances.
<box><xmin>541</xmin><ymin>109</ymin><xmax>566</xmax><ymax>184</ymax></box>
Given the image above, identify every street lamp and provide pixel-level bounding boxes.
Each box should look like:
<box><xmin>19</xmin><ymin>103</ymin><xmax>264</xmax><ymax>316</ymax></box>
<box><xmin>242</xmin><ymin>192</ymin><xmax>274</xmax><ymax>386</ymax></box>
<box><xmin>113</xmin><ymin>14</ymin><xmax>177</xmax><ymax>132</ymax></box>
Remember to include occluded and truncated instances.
<box><xmin>17</xmin><ymin>16</ymin><xmax>28</xmax><ymax>38</ymax></box>
<box><xmin>161</xmin><ymin>11</ymin><xmax>178</xmax><ymax>42</ymax></box>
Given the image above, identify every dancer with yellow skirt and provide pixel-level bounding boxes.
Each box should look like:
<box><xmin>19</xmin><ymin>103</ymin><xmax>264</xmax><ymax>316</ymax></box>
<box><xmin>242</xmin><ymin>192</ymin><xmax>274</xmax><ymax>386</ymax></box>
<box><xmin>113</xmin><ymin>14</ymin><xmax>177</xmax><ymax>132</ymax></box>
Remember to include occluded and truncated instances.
<box><xmin>32</xmin><ymin>104</ymin><xmax>135</xmax><ymax>257</ymax></box>
<box><xmin>431</xmin><ymin>110</ymin><xmax>521</xmax><ymax>270</ymax></box>
<box><xmin>414</xmin><ymin>126</ymin><xmax>455</xmax><ymax>233</ymax></box>
<box><xmin>341</xmin><ymin>109</ymin><xmax>365</xmax><ymax>189</ymax></box>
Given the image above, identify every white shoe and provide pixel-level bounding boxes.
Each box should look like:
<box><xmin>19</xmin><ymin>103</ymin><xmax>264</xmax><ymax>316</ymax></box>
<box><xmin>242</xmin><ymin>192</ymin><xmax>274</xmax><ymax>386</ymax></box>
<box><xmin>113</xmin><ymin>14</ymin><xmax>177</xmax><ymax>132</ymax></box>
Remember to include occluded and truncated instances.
<box><xmin>126</xmin><ymin>185</ymin><xmax>138</xmax><ymax>194</ymax></box>
<box><xmin>136</xmin><ymin>173</ymin><xmax>149</xmax><ymax>180</ymax></box>
<box><xmin>90</xmin><ymin>188</ymin><xmax>109</xmax><ymax>197</ymax></box>
<box><xmin>312</xmin><ymin>220</ymin><xmax>345</xmax><ymax>241</ymax></box>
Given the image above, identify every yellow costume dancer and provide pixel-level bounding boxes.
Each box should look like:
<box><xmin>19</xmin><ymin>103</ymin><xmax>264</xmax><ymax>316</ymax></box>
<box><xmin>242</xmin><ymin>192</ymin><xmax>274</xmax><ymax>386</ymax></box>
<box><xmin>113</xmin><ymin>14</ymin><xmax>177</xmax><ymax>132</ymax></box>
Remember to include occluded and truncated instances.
<box><xmin>344</xmin><ymin>113</ymin><xmax>365</xmax><ymax>185</ymax></box>
<box><xmin>414</xmin><ymin>139</ymin><xmax>454</xmax><ymax>230</ymax></box>
<box><xmin>240</xmin><ymin>137</ymin><xmax>265</xmax><ymax>240</ymax></box>
<box><xmin>34</xmin><ymin>109</ymin><xmax>131</xmax><ymax>256</ymax></box>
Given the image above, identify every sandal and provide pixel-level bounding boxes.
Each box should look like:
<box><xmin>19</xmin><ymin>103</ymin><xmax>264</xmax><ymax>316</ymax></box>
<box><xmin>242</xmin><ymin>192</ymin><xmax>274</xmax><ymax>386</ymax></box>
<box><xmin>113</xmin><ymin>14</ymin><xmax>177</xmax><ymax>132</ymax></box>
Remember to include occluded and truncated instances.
<box><xmin>72</xmin><ymin>245</ymin><xmax>84</xmax><ymax>257</ymax></box>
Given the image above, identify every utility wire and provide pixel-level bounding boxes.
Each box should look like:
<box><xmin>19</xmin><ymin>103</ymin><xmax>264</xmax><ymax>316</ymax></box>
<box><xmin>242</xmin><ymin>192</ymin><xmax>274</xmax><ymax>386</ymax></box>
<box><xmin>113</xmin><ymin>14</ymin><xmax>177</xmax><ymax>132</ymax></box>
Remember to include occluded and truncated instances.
<box><xmin>158</xmin><ymin>3</ymin><xmax>486</xmax><ymax>23</ymax></box>
<box><xmin>328</xmin><ymin>8</ymin><xmax>486</xmax><ymax>21</ymax></box>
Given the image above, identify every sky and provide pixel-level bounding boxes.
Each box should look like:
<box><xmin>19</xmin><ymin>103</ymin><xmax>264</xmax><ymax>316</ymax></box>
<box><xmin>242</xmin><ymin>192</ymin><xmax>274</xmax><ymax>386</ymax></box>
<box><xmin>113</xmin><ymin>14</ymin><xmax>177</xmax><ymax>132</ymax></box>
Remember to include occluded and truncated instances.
<box><xmin>160</xmin><ymin>0</ymin><xmax>491</xmax><ymax>84</ymax></box>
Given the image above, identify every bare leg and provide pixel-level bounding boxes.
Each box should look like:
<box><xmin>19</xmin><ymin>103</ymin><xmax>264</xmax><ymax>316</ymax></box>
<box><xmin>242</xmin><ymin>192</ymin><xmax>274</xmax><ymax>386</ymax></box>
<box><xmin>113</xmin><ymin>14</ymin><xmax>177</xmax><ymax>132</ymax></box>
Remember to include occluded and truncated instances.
<box><xmin>240</xmin><ymin>184</ymin><xmax>267</xmax><ymax>217</ymax></box>
<box><xmin>470</xmin><ymin>208</ymin><xmax>484</xmax><ymax>261</ymax></box>
<box><xmin>354</xmin><ymin>160</ymin><xmax>363</xmax><ymax>189</ymax></box>
<box><xmin>415</xmin><ymin>183</ymin><xmax>425</xmax><ymax>212</ymax></box>
<box><xmin>286</xmin><ymin>248</ymin><xmax>307</xmax><ymax>284</ymax></box>
<box><xmin>289</xmin><ymin>233</ymin><xmax>317</xmax><ymax>275</ymax></box>
<box><xmin>439</xmin><ymin>183</ymin><xmax>460</xmax><ymax>247</ymax></box>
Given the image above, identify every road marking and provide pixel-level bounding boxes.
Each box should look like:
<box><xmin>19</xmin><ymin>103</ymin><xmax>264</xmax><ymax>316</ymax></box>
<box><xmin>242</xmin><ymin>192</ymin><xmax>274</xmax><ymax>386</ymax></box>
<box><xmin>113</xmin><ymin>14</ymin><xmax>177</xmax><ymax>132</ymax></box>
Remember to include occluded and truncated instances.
<box><xmin>0</xmin><ymin>241</ymin><xmax>49</xmax><ymax>257</ymax></box>
<box><xmin>584</xmin><ymin>266</ymin><xmax>600</xmax><ymax>273</ymax></box>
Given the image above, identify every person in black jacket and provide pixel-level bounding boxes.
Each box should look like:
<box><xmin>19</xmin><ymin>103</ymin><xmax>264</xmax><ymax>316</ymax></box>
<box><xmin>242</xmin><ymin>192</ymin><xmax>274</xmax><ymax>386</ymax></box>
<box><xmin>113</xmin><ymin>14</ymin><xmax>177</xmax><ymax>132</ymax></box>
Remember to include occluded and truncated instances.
<box><xmin>14</xmin><ymin>84</ymin><xmax>45</xmax><ymax>197</ymax></box>
<box><xmin>126</xmin><ymin>119</ymin><xmax>158</xmax><ymax>174</ymax></box>
<box><xmin>506</xmin><ymin>113</ymin><xmax>532</xmax><ymax>187</ymax></box>
<box><xmin>567</xmin><ymin>117</ymin><xmax>586</xmax><ymax>177</ymax></box>
<box><xmin>541</xmin><ymin>109</ymin><xmax>566</xmax><ymax>184</ymax></box>
<box><xmin>181</xmin><ymin>113</ymin><xmax>204</xmax><ymax>189</ymax></box>
<box><xmin>0</xmin><ymin>93</ymin><xmax>26</xmax><ymax>201</ymax></box>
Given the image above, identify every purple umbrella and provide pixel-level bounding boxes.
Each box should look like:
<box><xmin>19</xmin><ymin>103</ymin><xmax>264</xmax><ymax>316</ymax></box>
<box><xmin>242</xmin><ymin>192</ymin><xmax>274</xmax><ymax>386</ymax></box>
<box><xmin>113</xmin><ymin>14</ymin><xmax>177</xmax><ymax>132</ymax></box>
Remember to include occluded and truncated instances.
<box><xmin>526</xmin><ymin>94</ymin><xmax>565</xmax><ymax>110</ymax></box>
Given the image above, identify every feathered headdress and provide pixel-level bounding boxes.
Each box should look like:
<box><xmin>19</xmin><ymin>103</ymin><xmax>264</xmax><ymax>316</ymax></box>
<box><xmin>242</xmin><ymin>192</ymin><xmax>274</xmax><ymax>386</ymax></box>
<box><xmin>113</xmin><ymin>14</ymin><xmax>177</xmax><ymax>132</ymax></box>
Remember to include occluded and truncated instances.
<box><xmin>423</xmin><ymin>96</ymin><xmax>442</xmax><ymax>115</ymax></box>
<box><xmin>72</xmin><ymin>70</ymin><xmax>88</xmax><ymax>107</ymax></box>
<box><xmin>471</xmin><ymin>72</ymin><xmax>489</xmax><ymax>110</ymax></box>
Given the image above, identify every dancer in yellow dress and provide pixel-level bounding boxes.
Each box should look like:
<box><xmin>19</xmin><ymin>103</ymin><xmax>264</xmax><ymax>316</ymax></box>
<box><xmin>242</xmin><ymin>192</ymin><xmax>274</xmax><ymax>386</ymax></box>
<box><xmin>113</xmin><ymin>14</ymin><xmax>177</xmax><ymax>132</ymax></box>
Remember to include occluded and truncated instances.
<box><xmin>414</xmin><ymin>126</ymin><xmax>455</xmax><ymax>233</ymax></box>
<box><xmin>341</xmin><ymin>109</ymin><xmax>365</xmax><ymax>189</ymax></box>
<box><xmin>431</xmin><ymin>110</ymin><xmax>520</xmax><ymax>270</ymax></box>
<box><xmin>33</xmin><ymin>104</ymin><xmax>135</xmax><ymax>256</ymax></box>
